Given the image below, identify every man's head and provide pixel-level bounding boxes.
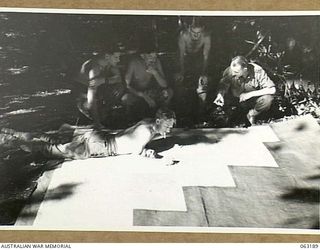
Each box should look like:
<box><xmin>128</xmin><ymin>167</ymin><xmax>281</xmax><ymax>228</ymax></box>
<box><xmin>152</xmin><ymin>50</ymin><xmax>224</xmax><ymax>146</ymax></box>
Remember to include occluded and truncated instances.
<box><xmin>154</xmin><ymin>108</ymin><xmax>176</xmax><ymax>137</ymax></box>
<box><xmin>141</xmin><ymin>52</ymin><xmax>157</xmax><ymax>67</ymax></box>
<box><xmin>105</xmin><ymin>52</ymin><xmax>121</xmax><ymax>67</ymax></box>
<box><xmin>230</xmin><ymin>56</ymin><xmax>249</xmax><ymax>79</ymax></box>
<box><xmin>139</xmin><ymin>41</ymin><xmax>158</xmax><ymax>66</ymax></box>
<box><xmin>189</xmin><ymin>17</ymin><xmax>205</xmax><ymax>41</ymax></box>
<box><xmin>98</xmin><ymin>44</ymin><xmax>122</xmax><ymax>67</ymax></box>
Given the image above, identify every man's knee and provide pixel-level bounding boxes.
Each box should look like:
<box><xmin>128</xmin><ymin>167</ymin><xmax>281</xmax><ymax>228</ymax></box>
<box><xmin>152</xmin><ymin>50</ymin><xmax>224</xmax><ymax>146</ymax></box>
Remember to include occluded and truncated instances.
<box><xmin>162</xmin><ymin>87</ymin><xmax>174</xmax><ymax>103</ymax></box>
<box><xmin>255</xmin><ymin>95</ymin><xmax>274</xmax><ymax>112</ymax></box>
<box><xmin>121</xmin><ymin>93</ymin><xmax>136</xmax><ymax>106</ymax></box>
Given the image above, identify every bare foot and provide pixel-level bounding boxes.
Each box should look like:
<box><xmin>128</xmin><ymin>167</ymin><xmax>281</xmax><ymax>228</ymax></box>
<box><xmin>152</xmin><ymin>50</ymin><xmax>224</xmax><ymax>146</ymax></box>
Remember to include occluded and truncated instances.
<box><xmin>246</xmin><ymin>110</ymin><xmax>257</xmax><ymax>125</ymax></box>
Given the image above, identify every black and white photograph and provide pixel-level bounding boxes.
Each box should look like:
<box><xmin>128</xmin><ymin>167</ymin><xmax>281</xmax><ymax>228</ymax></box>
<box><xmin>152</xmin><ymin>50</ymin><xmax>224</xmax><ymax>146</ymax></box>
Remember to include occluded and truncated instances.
<box><xmin>0</xmin><ymin>8</ymin><xmax>319</xmax><ymax>233</ymax></box>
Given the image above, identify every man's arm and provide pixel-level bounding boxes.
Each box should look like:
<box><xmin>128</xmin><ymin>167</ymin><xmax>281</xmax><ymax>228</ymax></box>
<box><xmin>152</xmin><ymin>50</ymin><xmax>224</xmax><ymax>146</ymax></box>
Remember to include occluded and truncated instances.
<box><xmin>239</xmin><ymin>66</ymin><xmax>276</xmax><ymax>102</ymax></box>
<box><xmin>217</xmin><ymin>67</ymin><xmax>232</xmax><ymax>96</ymax></box>
<box><xmin>178</xmin><ymin>33</ymin><xmax>186</xmax><ymax>76</ymax></box>
<box><xmin>87</xmin><ymin>67</ymin><xmax>104</xmax><ymax>127</ymax></box>
<box><xmin>80</xmin><ymin>59</ymin><xmax>91</xmax><ymax>75</ymax></box>
<box><xmin>125</xmin><ymin>61</ymin><xmax>143</xmax><ymax>97</ymax></box>
<box><xmin>147</xmin><ymin>59</ymin><xmax>168</xmax><ymax>88</ymax></box>
<box><xmin>88</xmin><ymin>66</ymin><xmax>105</xmax><ymax>86</ymax></box>
<box><xmin>239</xmin><ymin>87</ymin><xmax>276</xmax><ymax>102</ymax></box>
<box><xmin>213</xmin><ymin>67</ymin><xmax>232</xmax><ymax>106</ymax></box>
<box><xmin>202</xmin><ymin>35</ymin><xmax>211</xmax><ymax>75</ymax></box>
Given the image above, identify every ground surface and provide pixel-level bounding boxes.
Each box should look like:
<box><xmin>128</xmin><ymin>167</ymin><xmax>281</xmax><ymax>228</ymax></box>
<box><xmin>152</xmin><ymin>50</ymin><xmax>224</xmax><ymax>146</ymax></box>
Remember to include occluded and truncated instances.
<box><xmin>13</xmin><ymin>115</ymin><xmax>320</xmax><ymax>231</ymax></box>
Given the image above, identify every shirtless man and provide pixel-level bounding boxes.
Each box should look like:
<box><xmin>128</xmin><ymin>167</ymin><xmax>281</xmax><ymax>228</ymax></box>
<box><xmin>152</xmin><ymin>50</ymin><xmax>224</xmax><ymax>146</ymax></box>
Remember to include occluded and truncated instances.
<box><xmin>122</xmin><ymin>44</ymin><xmax>173</xmax><ymax>120</ymax></box>
<box><xmin>0</xmin><ymin>108</ymin><xmax>176</xmax><ymax>160</ymax></box>
<box><xmin>79</xmin><ymin>49</ymin><xmax>123</xmax><ymax>128</ymax></box>
<box><xmin>174</xmin><ymin>17</ymin><xmax>211</xmax><ymax>123</ymax></box>
<box><xmin>175</xmin><ymin>17</ymin><xmax>211</xmax><ymax>85</ymax></box>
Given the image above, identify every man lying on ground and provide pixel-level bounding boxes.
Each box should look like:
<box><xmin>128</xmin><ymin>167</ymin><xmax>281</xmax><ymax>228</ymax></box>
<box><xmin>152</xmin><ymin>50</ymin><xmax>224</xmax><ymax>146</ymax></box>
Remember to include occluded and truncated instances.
<box><xmin>0</xmin><ymin>108</ymin><xmax>176</xmax><ymax>160</ymax></box>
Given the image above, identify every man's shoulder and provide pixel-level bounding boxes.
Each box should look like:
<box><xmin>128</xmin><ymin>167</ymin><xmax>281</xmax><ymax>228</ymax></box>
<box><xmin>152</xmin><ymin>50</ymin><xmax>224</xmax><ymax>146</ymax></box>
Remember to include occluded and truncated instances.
<box><xmin>250</xmin><ymin>62</ymin><xmax>264</xmax><ymax>73</ymax></box>
<box><xmin>203</xmin><ymin>31</ymin><xmax>211</xmax><ymax>40</ymax></box>
<box><xmin>139</xmin><ymin>118</ymin><xmax>153</xmax><ymax>124</ymax></box>
<box><xmin>179</xmin><ymin>30</ymin><xmax>190</xmax><ymax>40</ymax></box>
<box><xmin>249</xmin><ymin>62</ymin><xmax>275</xmax><ymax>86</ymax></box>
<box><xmin>134</xmin><ymin>119</ymin><xmax>154</xmax><ymax>131</ymax></box>
<box><xmin>81</xmin><ymin>59</ymin><xmax>99</xmax><ymax>72</ymax></box>
<box><xmin>88</xmin><ymin>63</ymin><xmax>103</xmax><ymax>76</ymax></box>
<box><xmin>128</xmin><ymin>55</ymin><xmax>142</xmax><ymax>66</ymax></box>
<box><xmin>222</xmin><ymin>66</ymin><xmax>232</xmax><ymax>77</ymax></box>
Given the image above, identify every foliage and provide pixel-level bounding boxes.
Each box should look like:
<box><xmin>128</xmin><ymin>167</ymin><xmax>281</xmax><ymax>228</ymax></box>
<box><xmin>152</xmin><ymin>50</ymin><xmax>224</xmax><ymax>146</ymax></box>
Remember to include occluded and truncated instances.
<box><xmin>229</xmin><ymin>17</ymin><xmax>320</xmax><ymax>119</ymax></box>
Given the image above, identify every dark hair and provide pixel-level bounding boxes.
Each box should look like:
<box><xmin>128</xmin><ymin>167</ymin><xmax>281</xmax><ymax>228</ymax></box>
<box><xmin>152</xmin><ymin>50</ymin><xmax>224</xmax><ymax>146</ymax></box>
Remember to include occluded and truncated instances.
<box><xmin>191</xmin><ymin>16</ymin><xmax>205</xmax><ymax>29</ymax></box>
<box><xmin>90</xmin><ymin>44</ymin><xmax>120</xmax><ymax>61</ymax></box>
<box><xmin>155</xmin><ymin>107</ymin><xmax>176</xmax><ymax>120</ymax></box>
<box><xmin>231</xmin><ymin>56</ymin><xmax>248</xmax><ymax>68</ymax></box>
<box><xmin>138</xmin><ymin>42</ymin><xmax>157</xmax><ymax>54</ymax></box>
<box><xmin>104</xmin><ymin>43</ymin><xmax>121</xmax><ymax>55</ymax></box>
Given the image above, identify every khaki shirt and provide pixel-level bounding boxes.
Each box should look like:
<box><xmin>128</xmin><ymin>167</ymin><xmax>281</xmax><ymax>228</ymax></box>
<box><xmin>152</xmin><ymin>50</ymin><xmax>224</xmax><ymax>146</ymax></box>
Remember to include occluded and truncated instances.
<box><xmin>219</xmin><ymin>63</ymin><xmax>275</xmax><ymax>98</ymax></box>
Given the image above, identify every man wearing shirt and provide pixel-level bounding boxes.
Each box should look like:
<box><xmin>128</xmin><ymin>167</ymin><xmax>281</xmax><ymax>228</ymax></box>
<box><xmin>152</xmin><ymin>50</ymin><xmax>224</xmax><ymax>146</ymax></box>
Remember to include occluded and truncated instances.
<box><xmin>213</xmin><ymin>56</ymin><xmax>276</xmax><ymax>125</ymax></box>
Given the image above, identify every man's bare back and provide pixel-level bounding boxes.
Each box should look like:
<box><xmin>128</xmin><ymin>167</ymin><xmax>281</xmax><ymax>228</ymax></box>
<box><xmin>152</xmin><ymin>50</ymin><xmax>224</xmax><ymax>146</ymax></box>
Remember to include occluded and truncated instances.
<box><xmin>0</xmin><ymin>109</ymin><xmax>176</xmax><ymax>160</ymax></box>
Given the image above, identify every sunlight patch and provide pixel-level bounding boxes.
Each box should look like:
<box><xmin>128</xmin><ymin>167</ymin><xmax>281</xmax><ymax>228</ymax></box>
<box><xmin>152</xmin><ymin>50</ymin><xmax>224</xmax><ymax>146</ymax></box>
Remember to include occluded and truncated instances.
<box><xmin>0</xmin><ymin>106</ymin><xmax>45</xmax><ymax>118</ymax></box>
<box><xmin>8</xmin><ymin>96</ymin><xmax>30</xmax><ymax>104</ymax></box>
<box><xmin>32</xmin><ymin>89</ymin><xmax>71</xmax><ymax>97</ymax></box>
<box><xmin>7</xmin><ymin>66</ymin><xmax>29</xmax><ymax>75</ymax></box>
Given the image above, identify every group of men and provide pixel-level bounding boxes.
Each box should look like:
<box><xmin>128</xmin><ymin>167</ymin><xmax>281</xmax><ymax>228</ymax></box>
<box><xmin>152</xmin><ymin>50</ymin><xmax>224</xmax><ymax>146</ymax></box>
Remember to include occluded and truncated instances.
<box><xmin>78</xmin><ymin>17</ymin><xmax>276</xmax><ymax>129</ymax></box>
<box><xmin>0</xmin><ymin>17</ymin><xmax>277</xmax><ymax>161</ymax></box>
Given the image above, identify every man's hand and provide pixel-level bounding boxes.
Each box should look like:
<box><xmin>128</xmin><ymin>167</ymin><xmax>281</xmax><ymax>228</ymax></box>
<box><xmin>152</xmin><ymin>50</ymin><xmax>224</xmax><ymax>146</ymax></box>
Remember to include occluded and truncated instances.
<box><xmin>214</xmin><ymin>93</ymin><xmax>224</xmax><ymax>106</ymax></box>
<box><xmin>239</xmin><ymin>92</ymin><xmax>253</xmax><ymax>102</ymax></box>
<box><xmin>141</xmin><ymin>149</ymin><xmax>179</xmax><ymax>166</ymax></box>
<box><xmin>161</xmin><ymin>89</ymin><xmax>170</xmax><ymax>99</ymax></box>
<box><xmin>174</xmin><ymin>72</ymin><xmax>184</xmax><ymax>83</ymax></box>
<box><xmin>199</xmin><ymin>75</ymin><xmax>208</xmax><ymax>85</ymax></box>
<box><xmin>146</xmin><ymin>66</ymin><xmax>158</xmax><ymax>75</ymax></box>
<box><xmin>141</xmin><ymin>149</ymin><xmax>157</xmax><ymax>158</ymax></box>
<box><xmin>107</xmin><ymin>75</ymin><xmax>121</xmax><ymax>84</ymax></box>
<box><xmin>197</xmin><ymin>75</ymin><xmax>209</xmax><ymax>94</ymax></box>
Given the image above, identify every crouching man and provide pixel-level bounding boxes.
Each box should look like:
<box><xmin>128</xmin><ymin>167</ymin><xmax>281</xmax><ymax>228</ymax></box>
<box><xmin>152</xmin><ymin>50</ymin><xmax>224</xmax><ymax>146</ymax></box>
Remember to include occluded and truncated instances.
<box><xmin>78</xmin><ymin>48</ymin><xmax>123</xmax><ymax>129</ymax></box>
<box><xmin>122</xmin><ymin>43</ymin><xmax>173</xmax><ymax>122</ymax></box>
<box><xmin>0</xmin><ymin>108</ymin><xmax>176</xmax><ymax>160</ymax></box>
<box><xmin>213</xmin><ymin>56</ymin><xmax>276</xmax><ymax>125</ymax></box>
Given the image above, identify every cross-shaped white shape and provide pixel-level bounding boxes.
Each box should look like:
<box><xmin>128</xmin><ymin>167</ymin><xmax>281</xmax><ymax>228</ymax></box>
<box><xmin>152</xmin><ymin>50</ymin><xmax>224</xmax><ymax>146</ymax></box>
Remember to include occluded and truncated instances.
<box><xmin>27</xmin><ymin>125</ymin><xmax>279</xmax><ymax>230</ymax></box>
